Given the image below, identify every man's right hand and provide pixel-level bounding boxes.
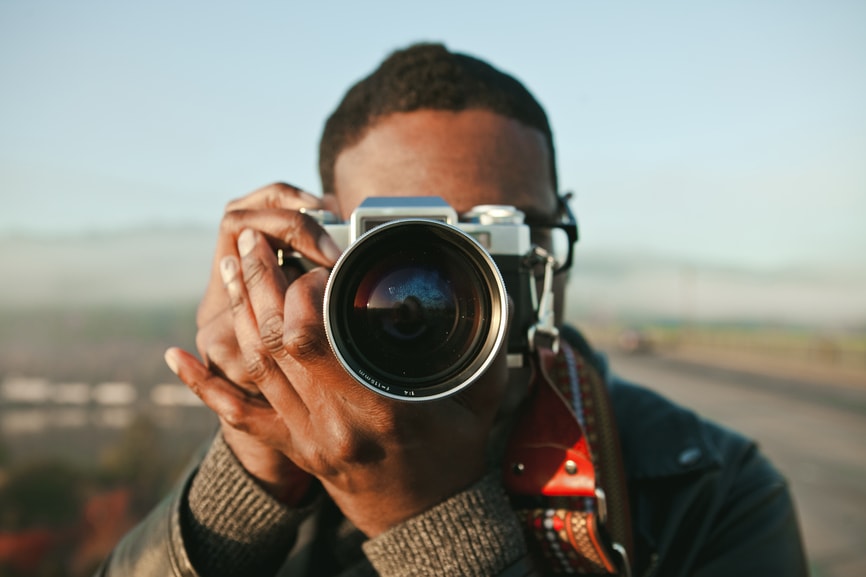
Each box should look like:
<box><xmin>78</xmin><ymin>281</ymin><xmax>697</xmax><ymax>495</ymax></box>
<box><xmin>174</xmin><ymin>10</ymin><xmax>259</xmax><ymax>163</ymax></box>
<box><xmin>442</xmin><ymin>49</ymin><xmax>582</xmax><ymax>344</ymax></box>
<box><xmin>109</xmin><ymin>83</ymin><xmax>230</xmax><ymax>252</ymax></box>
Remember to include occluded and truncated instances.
<box><xmin>195</xmin><ymin>182</ymin><xmax>341</xmax><ymax>393</ymax></box>
<box><xmin>175</xmin><ymin>226</ymin><xmax>509</xmax><ymax>537</ymax></box>
<box><xmin>167</xmin><ymin>182</ymin><xmax>342</xmax><ymax>505</ymax></box>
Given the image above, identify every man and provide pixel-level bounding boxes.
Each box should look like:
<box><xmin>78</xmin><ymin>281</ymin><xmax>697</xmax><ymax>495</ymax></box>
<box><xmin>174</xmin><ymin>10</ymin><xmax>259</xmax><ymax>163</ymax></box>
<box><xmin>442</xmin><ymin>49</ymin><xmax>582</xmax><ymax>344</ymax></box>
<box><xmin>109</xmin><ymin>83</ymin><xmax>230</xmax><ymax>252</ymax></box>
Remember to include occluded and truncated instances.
<box><xmin>99</xmin><ymin>43</ymin><xmax>807</xmax><ymax>576</ymax></box>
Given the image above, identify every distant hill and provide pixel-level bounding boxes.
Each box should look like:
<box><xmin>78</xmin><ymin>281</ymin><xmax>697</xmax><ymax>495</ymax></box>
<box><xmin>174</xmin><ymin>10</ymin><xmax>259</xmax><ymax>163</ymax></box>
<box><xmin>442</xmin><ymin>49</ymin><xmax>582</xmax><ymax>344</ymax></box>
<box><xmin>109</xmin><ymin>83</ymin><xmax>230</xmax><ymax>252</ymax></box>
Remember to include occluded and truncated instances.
<box><xmin>566</xmin><ymin>248</ymin><xmax>866</xmax><ymax>329</ymax></box>
<box><xmin>0</xmin><ymin>227</ymin><xmax>214</xmax><ymax>307</ymax></box>
<box><xmin>2</xmin><ymin>227</ymin><xmax>864</xmax><ymax>329</ymax></box>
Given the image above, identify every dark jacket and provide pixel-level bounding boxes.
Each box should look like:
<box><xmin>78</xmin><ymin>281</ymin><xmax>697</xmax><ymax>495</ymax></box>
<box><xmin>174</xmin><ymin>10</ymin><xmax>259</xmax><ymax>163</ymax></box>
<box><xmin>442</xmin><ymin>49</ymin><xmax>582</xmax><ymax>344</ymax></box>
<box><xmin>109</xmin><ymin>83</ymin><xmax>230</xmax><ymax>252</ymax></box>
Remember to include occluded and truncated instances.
<box><xmin>98</xmin><ymin>331</ymin><xmax>808</xmax><ymax>576</ymax></box>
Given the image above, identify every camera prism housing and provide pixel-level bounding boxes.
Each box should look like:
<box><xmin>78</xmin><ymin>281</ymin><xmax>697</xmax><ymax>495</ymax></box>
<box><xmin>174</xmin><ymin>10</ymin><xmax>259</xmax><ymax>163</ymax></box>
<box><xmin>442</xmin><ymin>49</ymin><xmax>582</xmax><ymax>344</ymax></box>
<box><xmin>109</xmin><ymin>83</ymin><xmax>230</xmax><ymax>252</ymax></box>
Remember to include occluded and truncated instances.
<box><xmin>298</xmin><ymin>196</ymin><xmax>536</xmax><ymax>401</ymax></box>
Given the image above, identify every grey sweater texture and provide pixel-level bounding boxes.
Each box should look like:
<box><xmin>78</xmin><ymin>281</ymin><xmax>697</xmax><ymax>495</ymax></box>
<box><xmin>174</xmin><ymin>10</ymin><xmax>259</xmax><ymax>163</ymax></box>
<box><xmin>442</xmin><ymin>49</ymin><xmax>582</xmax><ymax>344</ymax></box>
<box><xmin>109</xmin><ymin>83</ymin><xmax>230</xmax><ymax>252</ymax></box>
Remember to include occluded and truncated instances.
<box><xmin>184</xmin><ymin>433</ymin><xmax>529</xmax><ymax>576</ymax></box>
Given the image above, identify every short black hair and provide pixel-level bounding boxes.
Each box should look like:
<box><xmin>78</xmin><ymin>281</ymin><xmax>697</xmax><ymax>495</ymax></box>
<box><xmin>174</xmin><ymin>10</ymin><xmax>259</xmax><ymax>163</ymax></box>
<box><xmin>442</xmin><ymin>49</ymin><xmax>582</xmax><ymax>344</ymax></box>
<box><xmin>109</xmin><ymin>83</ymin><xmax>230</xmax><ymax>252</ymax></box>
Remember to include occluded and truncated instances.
<box><xmin>319</xmin><ymin>42</ymin><xmax>557</xmax><ymax>194</ymax></box>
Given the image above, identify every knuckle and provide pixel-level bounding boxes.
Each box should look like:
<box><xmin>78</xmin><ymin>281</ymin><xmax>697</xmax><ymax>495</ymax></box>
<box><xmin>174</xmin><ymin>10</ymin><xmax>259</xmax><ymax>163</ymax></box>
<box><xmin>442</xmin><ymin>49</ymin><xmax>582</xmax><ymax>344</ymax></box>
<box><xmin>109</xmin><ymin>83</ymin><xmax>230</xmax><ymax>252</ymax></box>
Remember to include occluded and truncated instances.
<box><xmin>223</xmin><ymin>182</ymin><xmax>315</xmax><ymax>216</ymax></box>
<box><xmin>264</xmin><ymin>187</ymin><xmax>282</xmax><ymax>209</ymax></box>
<box><xmin>330</xmin><ymin>429</ymin><xmax>359</xmax><ymax>462</ymax></box>
<box><xmin>258</xmin><ymin>314</ymin><xmax>285</xmax><ymax>354</ymax></box>
<box><xmin>282</xmin><ymin>325</ymin><xmax>328</xmax><ymax>361</ymax></box>
<box><xmin>300</xmin><ymin>446</ymin><xmax>332</xmax><ymax>476</ymax></box>
<box><xmin>220</xmin><ymin>210</ymin><xmax>245</xmax><ymax>234</ymax></box>
<box><xmin>265</xmin><ymin>182</ymin><xmax>298</xmax><ymax>208</ymax></box>
<box><xmin>326</xmin><ymin>422</ymin><xmax>382</xmax><ymax>465</ymax></box>
<box><xmin>243</xmin><ymin>350</ymin><xmax>272</xmax><ymax>382</ymax></box>
<box><xmin>226</xmin><ymin>283</ymin><xmax>247</xmax><ymax>316</ymax></box>
<box><xmin>241</xmin><ymin>253</ymin><xmax>268</xmax><ymax>287</ymax></box>
<box><xmin>277</xmin><ymin>211</ymin><xmax>316</xmax><ymax>243</ymax></box>
<box><xmin>298</xmin><ymin>210</ymin><xmax>323</xmax><ymax>232</ymax></box>
<box><xmin>198</xmin><ymin>330</ymin><xmax>233</xmax><ymax>367</ymax></box>
<box><xmin>221</xmin><ymin>402</ymin><xmax>252</xmax><ymax>433</ymax></box>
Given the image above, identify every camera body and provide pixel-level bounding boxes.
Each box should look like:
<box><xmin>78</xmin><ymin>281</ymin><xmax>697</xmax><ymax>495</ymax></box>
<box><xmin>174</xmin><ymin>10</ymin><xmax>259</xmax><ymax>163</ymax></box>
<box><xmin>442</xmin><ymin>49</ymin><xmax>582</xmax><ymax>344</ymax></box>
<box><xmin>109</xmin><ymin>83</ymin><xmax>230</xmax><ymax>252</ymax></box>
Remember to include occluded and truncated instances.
<box><xmin>295</xmin><ymin>196</ymin><xmax>537</xmax><ymax>401</ymax></box>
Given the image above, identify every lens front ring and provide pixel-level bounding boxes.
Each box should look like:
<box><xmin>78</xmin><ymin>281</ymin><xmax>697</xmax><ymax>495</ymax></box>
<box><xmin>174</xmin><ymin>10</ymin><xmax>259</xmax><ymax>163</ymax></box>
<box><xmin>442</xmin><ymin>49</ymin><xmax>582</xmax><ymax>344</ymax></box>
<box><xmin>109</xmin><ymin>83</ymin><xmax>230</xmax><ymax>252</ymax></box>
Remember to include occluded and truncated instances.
<box><xmin>323</xmin><ymin>219</ymin><xmax>508</xmax><ymax>401</ymax></box>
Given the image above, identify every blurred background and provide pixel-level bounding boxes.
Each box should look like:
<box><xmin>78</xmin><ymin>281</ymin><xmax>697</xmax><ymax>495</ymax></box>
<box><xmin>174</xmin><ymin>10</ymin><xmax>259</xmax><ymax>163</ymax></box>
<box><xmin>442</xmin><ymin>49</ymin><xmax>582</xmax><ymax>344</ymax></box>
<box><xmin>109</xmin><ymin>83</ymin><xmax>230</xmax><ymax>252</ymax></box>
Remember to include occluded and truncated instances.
<box><xmin>1</xmin><ymin>1</ymin><xmax>864</xmax><ymax>575</ymax></box>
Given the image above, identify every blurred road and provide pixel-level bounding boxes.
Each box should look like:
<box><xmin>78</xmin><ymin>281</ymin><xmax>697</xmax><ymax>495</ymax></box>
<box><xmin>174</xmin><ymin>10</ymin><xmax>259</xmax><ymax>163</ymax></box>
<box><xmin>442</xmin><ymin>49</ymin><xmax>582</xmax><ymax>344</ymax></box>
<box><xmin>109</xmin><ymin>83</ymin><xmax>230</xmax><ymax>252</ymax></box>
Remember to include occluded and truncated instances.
<box><xmin>606</xmin><ymin>351</ymin><xmax>866</xmax><ymax>577</ymax></box>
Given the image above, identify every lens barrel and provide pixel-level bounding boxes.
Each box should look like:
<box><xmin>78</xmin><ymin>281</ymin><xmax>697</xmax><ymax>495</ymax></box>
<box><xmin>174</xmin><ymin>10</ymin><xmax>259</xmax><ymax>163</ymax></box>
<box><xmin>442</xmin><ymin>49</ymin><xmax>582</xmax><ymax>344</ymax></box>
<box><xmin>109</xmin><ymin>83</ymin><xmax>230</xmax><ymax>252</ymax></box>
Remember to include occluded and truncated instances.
<box><xmin>324</xmin><ymin>219</ymin><xmax>508</xmax><ymax>401</ymax></box>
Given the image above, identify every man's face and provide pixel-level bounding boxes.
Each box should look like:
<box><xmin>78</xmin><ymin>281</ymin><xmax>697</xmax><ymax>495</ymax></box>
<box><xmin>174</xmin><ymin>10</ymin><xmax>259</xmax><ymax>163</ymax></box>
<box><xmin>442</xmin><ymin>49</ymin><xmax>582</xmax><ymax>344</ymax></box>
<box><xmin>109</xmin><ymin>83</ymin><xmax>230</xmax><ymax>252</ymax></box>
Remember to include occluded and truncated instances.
<box><xmin>330</xmin><ymin>109</ymin><xmax>558</xmax><ymax>221</ymax></box>
<box><xmin>330</xmin><ymin>108</ymin><xmax>562</xmax><ymax>408</ymax></box>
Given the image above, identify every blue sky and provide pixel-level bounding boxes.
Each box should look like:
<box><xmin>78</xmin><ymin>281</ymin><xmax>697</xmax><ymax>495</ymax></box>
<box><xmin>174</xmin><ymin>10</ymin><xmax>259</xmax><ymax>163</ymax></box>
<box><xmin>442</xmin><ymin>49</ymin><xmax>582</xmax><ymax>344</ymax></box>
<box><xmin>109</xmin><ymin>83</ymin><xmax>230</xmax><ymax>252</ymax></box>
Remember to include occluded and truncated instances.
<box><xmin>2</xmin><ymin>0</ymin><xmax>864</xmax><ymax>272</ymax></box>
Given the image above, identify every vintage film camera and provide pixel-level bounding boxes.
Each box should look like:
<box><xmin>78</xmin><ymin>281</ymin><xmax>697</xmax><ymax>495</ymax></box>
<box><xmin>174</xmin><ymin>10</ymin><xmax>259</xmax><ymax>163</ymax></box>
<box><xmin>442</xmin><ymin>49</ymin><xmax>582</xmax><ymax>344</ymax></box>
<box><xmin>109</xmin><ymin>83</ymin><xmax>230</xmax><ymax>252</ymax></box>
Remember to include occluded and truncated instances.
<box><xmin>284</xmin><ymin>196</ymin><xmax>555</xmax><ymax>401</ymax></box>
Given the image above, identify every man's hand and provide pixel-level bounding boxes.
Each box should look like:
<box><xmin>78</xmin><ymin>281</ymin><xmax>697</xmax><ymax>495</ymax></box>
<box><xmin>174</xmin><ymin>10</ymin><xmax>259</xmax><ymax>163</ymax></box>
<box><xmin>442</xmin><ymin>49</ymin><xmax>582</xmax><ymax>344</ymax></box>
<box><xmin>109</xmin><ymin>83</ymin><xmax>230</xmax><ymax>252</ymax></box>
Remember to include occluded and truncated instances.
<box><xmin>167</xmin><ymin>182</ymin><xmax>340</xmax><ymax>504</ymax></box>
<box><xmin>196</xmin><ymin>182</ymin><xmax>341</xmax><ymax>395</ymax></box>
<box><xmin>182</xmin><ymin>225</ymin><xmax>509</xmax><ymax>536</ymax></box>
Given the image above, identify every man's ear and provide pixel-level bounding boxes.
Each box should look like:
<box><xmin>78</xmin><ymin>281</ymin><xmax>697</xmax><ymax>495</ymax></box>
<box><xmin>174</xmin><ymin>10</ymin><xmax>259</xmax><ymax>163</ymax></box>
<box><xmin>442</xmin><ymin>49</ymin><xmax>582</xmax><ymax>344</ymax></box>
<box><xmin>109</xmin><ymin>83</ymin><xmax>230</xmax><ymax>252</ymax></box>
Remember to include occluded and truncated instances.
<box><xmin>322</xmin><ymin>193</ymin><xmax>341</xmax><ymax>216</ymax></box>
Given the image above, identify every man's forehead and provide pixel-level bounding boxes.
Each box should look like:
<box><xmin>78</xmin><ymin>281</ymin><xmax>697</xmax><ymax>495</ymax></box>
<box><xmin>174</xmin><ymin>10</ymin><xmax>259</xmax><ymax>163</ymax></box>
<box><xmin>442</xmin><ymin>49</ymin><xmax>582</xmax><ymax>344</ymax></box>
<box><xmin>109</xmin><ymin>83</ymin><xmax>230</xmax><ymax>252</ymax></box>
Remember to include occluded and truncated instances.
<box><xmin>332</xmin><ymin>109</ymin><xmax>557</xmax><ymax>219</ymax></box>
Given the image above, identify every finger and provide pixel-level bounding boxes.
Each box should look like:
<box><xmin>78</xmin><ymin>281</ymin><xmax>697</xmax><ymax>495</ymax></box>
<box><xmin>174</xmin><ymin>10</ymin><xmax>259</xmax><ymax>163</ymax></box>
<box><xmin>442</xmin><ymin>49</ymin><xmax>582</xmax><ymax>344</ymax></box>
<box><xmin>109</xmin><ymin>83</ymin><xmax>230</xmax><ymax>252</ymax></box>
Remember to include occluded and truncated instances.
<box><xmin>225</xmin><ymin>182</ymin><xmax>322</xmax><ymax>212</ymax></box>
<box><xmin>276</xmin><ymin>267</ymin><xmax>369</xmax><ymax>406</ymax></box>
<box><xmin>220</xmin><ymin>251</ymin><xmax>309</xmax><ymax>419</ymax></box>
<box><xmin>164</xmin><ymin>347</ymin><xmax>289</xmax><ymax>445</ymax></box>
<box><xmin>220</xmin><ymin>253</ymin><xmax>293</xmax><ymax>393</ymax></box>
<box><xmin>195</xmin><ymin>309</ymin><xmax>262</xmax><ymax>397</ymax></box>
<box><xmin>199</xmin><ymin>208</ymin><xmax>341</xmax><ymax>327</ymax></box>
<box><xmin>281</xmin><ymin>267</ymin><xmax>332</xmax><ymax>364</ymax></box>
<box><xmin>222</xmin><ymin>208</ymin><xmax>342</xmax><ymax>266</ymax></box>
<box><xmin>234</xmin><ymin>229</ymin><xmax>326</xmax><ymax>415</ymax></box>
<box><xmin>237</xmin><ymin>228</ymin><xmax>291</xmax><ymax>359</ymax></box>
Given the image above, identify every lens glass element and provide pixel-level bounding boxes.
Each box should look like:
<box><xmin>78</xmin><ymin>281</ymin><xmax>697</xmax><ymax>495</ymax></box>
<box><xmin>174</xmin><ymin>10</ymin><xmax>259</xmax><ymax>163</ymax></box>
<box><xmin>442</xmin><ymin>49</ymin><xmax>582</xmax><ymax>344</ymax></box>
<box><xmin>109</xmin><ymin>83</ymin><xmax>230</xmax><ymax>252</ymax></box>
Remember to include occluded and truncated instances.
<box><xmin>350</xmin><ymin>247</ymin><xmax>482</xmax><ymax>381</ymax></box>
<box><xmin>325</xmin><ymin>220</ymin><xmax>506</xmax><ymax>399</ymax></box>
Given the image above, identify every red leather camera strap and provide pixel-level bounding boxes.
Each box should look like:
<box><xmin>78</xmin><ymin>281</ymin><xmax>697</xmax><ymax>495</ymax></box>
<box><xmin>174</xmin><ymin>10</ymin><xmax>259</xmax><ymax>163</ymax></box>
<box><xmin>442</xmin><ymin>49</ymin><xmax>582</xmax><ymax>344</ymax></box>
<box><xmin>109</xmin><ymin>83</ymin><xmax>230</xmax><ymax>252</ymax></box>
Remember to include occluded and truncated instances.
<box><xmin>503</xmin><ymin>343</ymin><xmax>633</xmax><ymax>575</ymax></box>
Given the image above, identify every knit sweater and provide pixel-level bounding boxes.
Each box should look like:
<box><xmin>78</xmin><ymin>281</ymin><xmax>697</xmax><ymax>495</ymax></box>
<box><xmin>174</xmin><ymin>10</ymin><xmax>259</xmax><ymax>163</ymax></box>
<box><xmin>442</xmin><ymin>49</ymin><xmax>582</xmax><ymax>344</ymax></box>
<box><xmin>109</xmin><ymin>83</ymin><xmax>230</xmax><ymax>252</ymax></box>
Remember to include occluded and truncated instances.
<box><xmin>183</xmin><ymin>433</ymin><xmax>531</xmax><ymax>576</ymax></box>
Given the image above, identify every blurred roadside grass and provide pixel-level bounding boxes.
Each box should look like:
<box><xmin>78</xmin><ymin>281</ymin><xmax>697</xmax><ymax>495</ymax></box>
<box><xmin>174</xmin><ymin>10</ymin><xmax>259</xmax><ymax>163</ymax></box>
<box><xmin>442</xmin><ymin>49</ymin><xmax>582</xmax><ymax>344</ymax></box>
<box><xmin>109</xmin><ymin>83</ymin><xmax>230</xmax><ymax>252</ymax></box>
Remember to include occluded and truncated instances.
<box><xmin>583</xmin><ymin>322</ymin><xmax>866</xmax><ymax>389</ymax></box>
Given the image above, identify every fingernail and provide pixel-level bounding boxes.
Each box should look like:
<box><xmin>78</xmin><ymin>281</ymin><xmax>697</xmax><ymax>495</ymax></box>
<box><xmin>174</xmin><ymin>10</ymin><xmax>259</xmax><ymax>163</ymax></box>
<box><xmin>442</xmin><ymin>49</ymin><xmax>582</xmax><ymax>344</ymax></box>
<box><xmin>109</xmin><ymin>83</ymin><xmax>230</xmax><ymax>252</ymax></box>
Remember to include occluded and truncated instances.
<box><xmin>318</xmin><ymin>233</ymin><xmax>342</xmax><ymax>264</ymax></box>
<box><xmin>220</xmin><ymin>256</ymin><xmax>238</xmax><ymax>283</ymax></box>
<box><xmin>238</xmin><ymin>228</ymin><xmax>256</xmax><ymax>257</ymax></box>
<box><xmin>164</xmin><ymin>348</ymin><xmax>180</xmax><ymax>375</ymax></box>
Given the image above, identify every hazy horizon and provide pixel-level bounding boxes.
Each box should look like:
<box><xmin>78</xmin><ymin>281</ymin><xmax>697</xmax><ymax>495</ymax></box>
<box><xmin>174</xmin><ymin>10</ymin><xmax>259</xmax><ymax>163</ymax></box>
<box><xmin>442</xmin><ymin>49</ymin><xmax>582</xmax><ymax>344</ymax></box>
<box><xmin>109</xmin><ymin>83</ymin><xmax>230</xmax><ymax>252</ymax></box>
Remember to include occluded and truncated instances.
<box><xmin>2</xmin><ymin>227</ymin><xmax>863</xmax><ymax>330</ymax></box>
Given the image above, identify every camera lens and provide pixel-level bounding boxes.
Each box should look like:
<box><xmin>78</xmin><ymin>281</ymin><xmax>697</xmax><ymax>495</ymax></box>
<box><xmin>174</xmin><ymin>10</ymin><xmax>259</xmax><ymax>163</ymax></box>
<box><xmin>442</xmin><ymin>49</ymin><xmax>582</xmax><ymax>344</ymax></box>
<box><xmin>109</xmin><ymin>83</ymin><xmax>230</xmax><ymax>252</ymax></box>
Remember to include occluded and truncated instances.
<box><xmin>349</xmin><ymin>249</ymin><xmax>479</xmax><ymax>379</ymax></box>
<box><xmin>325</xmin><ymin>220</ymin><xmax>507</xmax><ymax>401</ymax></box>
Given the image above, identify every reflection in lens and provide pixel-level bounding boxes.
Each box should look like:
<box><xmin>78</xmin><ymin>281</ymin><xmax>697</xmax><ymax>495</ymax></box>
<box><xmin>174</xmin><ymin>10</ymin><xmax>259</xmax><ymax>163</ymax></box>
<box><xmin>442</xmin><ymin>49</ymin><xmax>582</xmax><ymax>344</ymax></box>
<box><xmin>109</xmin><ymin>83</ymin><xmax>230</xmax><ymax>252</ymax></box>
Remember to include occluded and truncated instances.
<box><xmin>366</xmin><ymin>269</ymin><xmax>454</xmax><ymax>342</ymax></box>
<box><xmin>383</xmin><ymin>294</ymin><xmax>425</xmax><ymax>341</ymax></box>
<box><xmin>348</xmin><ymin>244</ymin><xmax>484</xmax><ymax>381</ymax></box>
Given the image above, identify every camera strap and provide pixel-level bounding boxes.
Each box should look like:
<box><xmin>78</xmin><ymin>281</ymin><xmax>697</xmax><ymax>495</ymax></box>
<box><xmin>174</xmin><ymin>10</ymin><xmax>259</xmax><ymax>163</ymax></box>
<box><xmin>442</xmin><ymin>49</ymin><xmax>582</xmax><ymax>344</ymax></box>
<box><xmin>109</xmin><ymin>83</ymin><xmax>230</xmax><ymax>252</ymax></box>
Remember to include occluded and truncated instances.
<box><xmin>503</xmin><ymin>342</ymin><xmax>633</xmax><ymax>575</ymax></box>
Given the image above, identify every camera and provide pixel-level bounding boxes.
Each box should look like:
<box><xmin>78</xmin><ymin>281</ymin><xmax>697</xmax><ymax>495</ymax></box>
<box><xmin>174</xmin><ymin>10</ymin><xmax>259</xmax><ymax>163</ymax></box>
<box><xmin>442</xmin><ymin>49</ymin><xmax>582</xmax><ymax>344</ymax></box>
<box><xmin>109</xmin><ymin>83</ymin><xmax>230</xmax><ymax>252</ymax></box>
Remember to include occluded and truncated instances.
<box><xmin>286</xmin><ymin>196</ymin><xmax>539</xmax><ymax>401</ymax></box>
